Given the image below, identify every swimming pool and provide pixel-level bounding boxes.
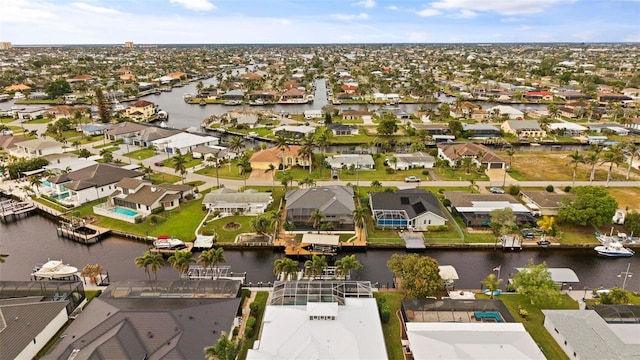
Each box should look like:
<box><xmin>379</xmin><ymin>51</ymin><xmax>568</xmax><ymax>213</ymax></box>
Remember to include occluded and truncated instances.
<box><xmin>42</xmin><ymin>180</ymin><xmax>53</xmax><ymax>187</ymax></box>
<box><xmin>109</xmin><ymin>206</ymin><xmax>139</xmax><ymax>217</ymax></box>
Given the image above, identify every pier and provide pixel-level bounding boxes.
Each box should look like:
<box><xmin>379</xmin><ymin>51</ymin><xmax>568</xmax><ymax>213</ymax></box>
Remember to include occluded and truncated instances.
<box><xmin>56</xmin><ymin>219</ymin><xmax>111</xmax><ymax>244</ymax></box>
<box><xmin>0</xmin><ymin>199</ymin><xmax>37</xmax><ymax>222</ymax></box>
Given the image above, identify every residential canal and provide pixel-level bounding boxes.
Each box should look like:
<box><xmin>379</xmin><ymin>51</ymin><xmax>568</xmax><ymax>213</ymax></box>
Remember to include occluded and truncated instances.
<box><xmin>1</xmin><ymin>215</ymin><xmax>638</xmax><ymax>292</ymax></box>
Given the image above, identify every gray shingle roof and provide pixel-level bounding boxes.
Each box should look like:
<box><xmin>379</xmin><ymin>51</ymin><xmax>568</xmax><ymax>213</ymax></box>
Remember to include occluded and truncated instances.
<box><xmin>370</xmin><ymin>189</ymin><xmax>446</xmax><ymax>219</ymax></box>
<box><xmin>49</xmin><ymin>164</ymin><xmax>144</xmax><ymax>190</ymax></box>
<box><xmin>285</xmin><ymin>186</ymin><xmax>355</xmax><ymax>217</ymax></box>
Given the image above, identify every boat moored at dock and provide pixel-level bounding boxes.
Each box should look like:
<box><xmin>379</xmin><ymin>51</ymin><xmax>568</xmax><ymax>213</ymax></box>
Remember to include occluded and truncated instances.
<box><xmin>32</xmin><ymin>260</ymin><xmax>79</xmax><ymax>280</ymax></box>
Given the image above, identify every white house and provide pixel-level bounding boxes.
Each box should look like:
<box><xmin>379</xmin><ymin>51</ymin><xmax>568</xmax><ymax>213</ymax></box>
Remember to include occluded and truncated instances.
<box><xmin>11</xmin><ymin>138</ymin><xmax>66</xmax><ymax>159</ymax></box>
<box><xmin>369</xmin><ymin>189</ymin><xmax>447</xmax><ymax>231</ymax></box>
<box><xmin>387</xmin><ymin>152</ymin><xmax>435</xmax><ymax>170</ymax></box>
<box><xmin>489</xmin><ymin>105</ymin><xmax>524</xmax><ymax>119</ymax></box>
<box><xmin>152</xmin><ymin>132</ymin><xmax>219</xmax><ymax>155</ymax></box>
<box><xmin>325</xmin><ymin>154</ymin><xmax>375</xmax><ymax>170</ymax></box>
<box><xmin>303</xmin><ymin>109</ymin><xmax>323</xmax><ymax>120</ymax></box>
<box><xmin>202</xmin><ymin>188</ymin><xmax>273</xmax><ymax>214</ymax></box>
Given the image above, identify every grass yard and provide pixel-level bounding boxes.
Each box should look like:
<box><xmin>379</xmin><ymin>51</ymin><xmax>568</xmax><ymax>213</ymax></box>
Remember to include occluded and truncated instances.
<box><xmin>477</xmin><ymin>293</ymin><xmax>578</xmax><ymax>360</ymax></box>
<box><xmin>200</xmin><ymin>215</ymin><xmax>255</xmax><ymax>242</ymax></box>
<box><xmin>374</xmin><ymin>292</ymin><xmax>404</xmax><ymax>360</ymax></box>
<box><xmin>336</xmin><ymin>156</ymin><xmax>432</xmax><ymax>182</ymax></box>
<box><xmin>33</xmin><ymin>196</ymin><xmax>71</xmax><ymax>213</ymax></box>
<box><xmin>432</xmin><ymin>166</ymin><xmax>489</xmax><ymax>181</ymax></box>
<box><xmin>147</xmin><ymin>172</ymin><xmax>182</xmax><ymax>185</ymax></box>
<box><xmin>607</xmin><ymin>187</ymin><xmax>640</xmax><ymax>212</ymax></box>
<box><xmin>123</xmin><ymin>148</ymin><xmax>158</xmax><ymax>160</ymax></box>
<box><xmin>238</xmin><ymin>292</ymin><xmax>269</xmax><ymax>360</ymax></box>
<box><xmin>23</xmin><ymin>117</ymin><xmax>54</xmax><ymax>124</ymax></box>
<box><xmin>556</xmin><ymin>223</ymin><xmax>600</xmax><ymax>245</ymax></box>
<box><xmin>195</xmin><ymin>160</ymin><xmax>250</xmax><ymax>180</ymax></box>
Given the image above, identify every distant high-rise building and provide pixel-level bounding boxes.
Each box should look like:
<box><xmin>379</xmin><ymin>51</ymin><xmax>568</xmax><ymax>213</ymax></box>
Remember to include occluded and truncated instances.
<box><xmin>0</xmin><ymin>42</ymin><xmax>12</xmax><ymax>50</ymax></box>
<box><xmin>124</xmin><ymin>41</ymin><xmax>133</xmax><ymax>48</ymax></box>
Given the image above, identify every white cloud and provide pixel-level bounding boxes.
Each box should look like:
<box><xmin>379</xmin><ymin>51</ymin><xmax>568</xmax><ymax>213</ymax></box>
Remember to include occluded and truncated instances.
<box><xmin>407</xmin><ymin>32</ymin><xmax>431</xmax><ymax>42</ymax></box>
<box><xmin>517</xmin><ymin>25</ymin><xmax>533</xmax><ymax>31</ymax></box>
<box><xmin>386</xmin><ymin>5</ymin><xmax>398</xmax><ymax>11</ymax></box>
<box><xmin>276</xmin><ymin>18</ymin><xmax>292</xmax><ymax>25</ymax></box>
<box><xmin>501</xmin><ymin>17</ymin><xmax>523</xmax><ymax>23</ymax></box>
<box><xmin>416</xmin><ymin>8</ymin><xmax>442</xmax><ymax>17</ymax></box>
<box><xmin>71</xmin><ymin>2</ymin><xmax>121</xmax><ymax>15</ymax></box>
<box><xmin>430</xmin><ymin>0</ymin><xmax>574</xmax><ymax>15</ymax></box>
<box><xmin>455</xmin><ymin>9</ymin><xmax>477</xmax><ymax>18</ymax></box>
<box><xmin>168</xmin><ymin>0</ymin><xmax>216</xmax><ymax>12</ymax></box>
<box><xmin>330</xmin><ymin>13</ymin><xmax>369</xmax><ymax>21</ymax></box>
<box><xmin>353</xmin><ymin>0</ymin><xmax>376</xmax><ymax>8</ymax></box>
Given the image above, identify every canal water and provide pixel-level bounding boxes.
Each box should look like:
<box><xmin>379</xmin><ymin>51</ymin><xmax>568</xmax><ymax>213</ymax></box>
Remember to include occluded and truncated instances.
<box><xmin>1</xmin><ymin>215</ymin><xmax>638</xmax><ymax>292</ymax></box>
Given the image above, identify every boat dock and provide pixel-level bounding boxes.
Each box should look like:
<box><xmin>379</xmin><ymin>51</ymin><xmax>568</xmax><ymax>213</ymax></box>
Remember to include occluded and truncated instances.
<box><xmin>0</xmin><ymin>199</ymin><xmax>37</xmax><ymax>222</ymax></box>
<box><xmin>56</xmin><ymin>220</ymin><xmax>111</xmax><ymax>244</ymax></box>
<box><xmin>500</xmin><ymin>235</ymin><xmax>523</xmax><ymax>251</ymax></box>
<box><xmin>149</xmin><ymin>242</ymin><xmax>194</xmax><ymax>256</ymax></box>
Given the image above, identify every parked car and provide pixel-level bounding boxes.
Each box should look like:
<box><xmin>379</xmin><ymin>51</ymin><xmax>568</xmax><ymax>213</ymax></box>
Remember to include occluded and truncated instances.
<box><xmin>537</xmin><ymin>239</ymin><xmax>551</xmax><ymax>246</ymax></box>
<box><xmin>404</xmin><ymin>176</ymin><xmax>421</xmax><ymax>183</ymax></box>
<box><xmin>489</xmin><ymin>187</ymin><xmax>505</xmax><ymax>194</ymax></box>
<box><xmin>154</xmin><ymin>161</ymin><xmax>165</xmax><ymax>167</ymax></box>
<box><xmin>523</xmin><ymin>232</ymin><xmax>536</xmax><ymax>239</ymax></box>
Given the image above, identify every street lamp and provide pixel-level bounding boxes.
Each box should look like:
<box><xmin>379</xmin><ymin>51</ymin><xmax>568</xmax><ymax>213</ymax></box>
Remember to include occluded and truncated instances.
<box><xmin>617</xmin><ymin>263</ymin><xmax>633</xmax><ymax>290</ymax></box>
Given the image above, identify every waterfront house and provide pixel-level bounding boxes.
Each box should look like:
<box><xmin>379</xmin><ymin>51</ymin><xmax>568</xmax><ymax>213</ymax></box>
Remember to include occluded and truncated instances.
<box><xmin>444</xmin><ymin>191</ymin><xmax>535</xmax><ymax>227</ymax></box>
<box><xmin>202</xmin><ymin>188</ymin><xmax>273</xmax><ymax>215</ymax></box>
<box><xmin>226</xmin><ymin>111</ymin><xmax>259</xmax><ymax>128</ymax></box>
<box><xmin>43</xmin><ymin>280</ymin><xmax>242</xmax><ymax>360</ymax></box>
<box><xmin>386</xmin><ymin>152</ymin><xmax>435</xmax><ymax>170</ymax></box>
<box><xmin>437</xmin><ymin>143</ymin><xmax>505</xmax><ymax>169</ymax></box>
<box><xmin>104</xmin><ymin>122</ymin><xmax>147</xmax><ymax>142</ymax></box>
<box><xmin>462</xmin><ymin>123</ymin><xmax>502</xmax><ymax>139</ymax></box>
<box><xmin>78</xmin><ymin>123</ymin><xmax>112</xmax><ymax>136</ymax></box>
<box><xmin>597</xmin><ymin>93</ymin><xmax>632</xmax><ymax>103</ymax></box>
<box><xmin>191</xmin><ymin>145</ymin><xmax>231</xmax><ymax>161</ymax></box>
<box><xmin>247</xmin><ymin>281</ymin><xmax>387</xmax><ymax>360</ymax></box>
<box><xmin>250</xmin><ymin>145</ymin><xmax>308</xmax><ymax>170</ymax></box>
<box><xmin>556</xmin><ymin>91</ymin><xmax>591</xmax><ymax>101</ymax></box>
<box><xmin>412</xmin><ymin>123</ymin><xmax>450</xmax><ymax>135</ymax></box>
<box><xmin>220</xmin><ymin>89</ymin><xmax>246</xmax><ymax>101</ymax></box>
<box><xmin>248</xmin><ymin>90</ymin><xmax>278</xmax><ymax>101</ymax></box>
<box><xmin>131</xmin><ymin>126</ymin><xmax>180</xmax><ymax>147</ymax></box>
<box><xmin>547</xmin><ymin>123</ymin><xmax>588</xmax><ymax>136</ymax></box>
<box><xmin>488</xmin><ymin>105</ymin><xmax>524</xmax><ymax>119</ymax></box>
<box><xmin>0</xmin><ymin>135</ymin><xmax>26</xmax><ymax>152</ymax></box>
<box><xmin>501</xmin><ymin>120</ymin><xmax>546</xmax><ymax>138</ymax></box>
<box><xmin>279</xmin><ymin>88</ymin><xmax>305</xmax><ymax>103</ymax></box>
<box><xmin>327</xmin><ymin>123</ymin><xmax>359</xmax><ymax>136</ymax></box>
<box><xmin>151</xmin><ymin>132</ymin><xmax>219</xmax><ymax>155</ymax></box>
<box><xmin>369</xmin><ymin>188</ymin><xmax>447</xmax><ymax>230</ymax></box>
<box><xmin>303</xmin><ymin>110</ymin><xmax>323</xmax><ymax>120</ymax></box>
<box><xmin>285</xmin><ymin>185</ymin><xmax>355</xmax><ymax>230</ymax></box>
<box><xmin>402</xmin><ymin>299</ymin><xmax>544</xmax><ymax>360</ymax></box>
<box><xmin>525</xmin><ymin>91</ymin><xmax>554</xmax><ymax>101</ymax></box>
<box><xmin>272</xmin><ymin>125</ymin><xmax>315</xmax><ymax>139</ymax></box>
<box><xmin>325</xmin><ymin>154</ymin><xmax>375</xmax><ymax>170</ymax></box>
<box><xmin>341</xmin><ymin>109</ymin><xmax>372</xmax><ymax>121</ymax></box>
<box><xmin>15</xmin><ymin>106</ymin><xmax>50</xmax><ymax>121</ymax></box>
<box><xmin>11</xmin><ymin>138</ymin><xmax>65</xmax><ymax>159</ymax></box>
<box><xmin>124</xmin><ymin>100</ymin><xmax>156</xmax><ymax>121</ymax></box>
<box><xmin>46</xmin><ymin>163</ymin><xmax>144</xmax><ymax>206</ymax></box>
<box><xmin>520</xmin><ymin>191</ymin><xmax>576</xmax><ymax>216</ymax></box>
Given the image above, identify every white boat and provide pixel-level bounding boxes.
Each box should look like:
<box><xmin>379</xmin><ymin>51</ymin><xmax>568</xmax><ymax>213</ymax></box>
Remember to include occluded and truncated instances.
<box><xmin>224</xmin><ymin>100</ymin><xmax>242</xmax><ymax>106</ymax></box>
<box><xmin>13</xmin><ymin>92</ymin><xmax>26</xmax><ymax>100</ymax></box>
<box><xmin>249</xmin><ymin>99</ymin><xmax>266</xmax><ymax>106</ymax></box>
<box><xmin>594</xmin><ymin>242</ymin><xmax>635</xmax><ymax>257</ymax></box>
<box><xmin>32</xmin><ymin>260</ymin><xmax>79</xmax><ymax>280</ymax></box>
<box><xmin>153</xmin><ymin>236</ymin><xmax>186</xmax><ymax>249</ymax></box>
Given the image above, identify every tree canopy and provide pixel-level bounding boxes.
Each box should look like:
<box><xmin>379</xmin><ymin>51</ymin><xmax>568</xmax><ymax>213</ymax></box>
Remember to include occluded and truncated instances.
<box><xmin>510</xmin><ymin>259</ymin><xmax>560</xmax><ymax>305</ymax></box>
<box><xmin>45</xmin><ymin>78</ymin><xmax>72</xmax><ymax>99</ymax></box>
<box><xmin>558</xmin><ymin>186</ymin><xmax>617</xmax><ymax>226</ymax></box>
<box><xmin>387</xmin><ymin>254</ymin><xmax>442</xmax><ymax>299</ymax></box>
<box><xmin>376</xmin><ymin>118</ymin><xmax>398</xmax><ymax>136</ymax></box>
<box><xmin>489</xmin><ymin>208</ymin><xmax>516</xmax><ymax>236</ymax></box>
<box><xmin>626</xmin><ymin>212</ymin><xmax>640</xmax><ymax>234</ymax></box>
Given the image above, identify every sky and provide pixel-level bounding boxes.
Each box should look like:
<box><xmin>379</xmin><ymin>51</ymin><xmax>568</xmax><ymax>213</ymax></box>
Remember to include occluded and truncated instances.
<box><xmin>1</xmin><ymin>0</ymin><xmax>639</xmax><ymax>44</ymax></box>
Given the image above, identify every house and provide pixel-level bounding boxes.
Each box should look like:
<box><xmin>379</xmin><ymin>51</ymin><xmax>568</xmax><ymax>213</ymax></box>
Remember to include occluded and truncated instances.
<box><xmin>520</xmin><ymin>191</ymin><xmax>576</xmax><ymax>216</ymax></box>
<box><xmin>79</xmin><ymin>123</ymin><xmax>113</xmax><ymax>136</ymax></box>
<box><xmin>247</xmin><ymin>281</ymin><xmax>387</xmax><ymax>360</ymax></box>
<box><xmin>402</xmin><ymin>299</ymin><xmax>544</xmax><ymax>360</ymax></box>
<box><xmin>501</xmin><ymin>120</ymin><xmax>546</xmax><ymax>138</ymax></box>
<box><xmin>341</xmin><ymin>109</ymin><xmax>372</xmax><ymax>121</ymax></box>
<box><xmin>11</xmin><ymin>138</ymin><xmax>65</xmax><ymax>159</ymax></box>
<box><xmin>202</xmin><ymin>188</ymin><xmax>273</xmax><ymax>214</ymax></box>
<box><xmin>0</xmin><ymin>135</ymin><xmax>26</xmax><ymax>152</ymax></box>
<box><xmin>369</xmin><ymin>189</ymin><xmax>447</xmax><ymax>230</ymax></box>
<box><xmin>27</xmin><ymin>91</ymin><xmax>48</xmax><ymax>100</ymax></box>
<box><xmin>470</xmin><ymin>108</ymin><xmax>489</xmax><ymax>121</ymax></box>
<box><xmin>191</xmin><ymin>145</ymin><xmax>231</xmax><ymax>161</ymax></box>
<box><xmin>104</xmin><ymin>122</ymin><xmax>147</xmax><ymax>142</ymax></box>
<box><xmin>151</xmin><ymin>132</ymin><xmax>219</xmax><ymax>155</ymax></box>
<box><xmin>488</xmin><ymin>105</ymin><xmax>524</xmax><ymax>119</ymax></box>
<box><xmin>279</xmin><ymin>88</ymin><xmax>305</xmax><ymax>103</ymax></box>
<box><xmin>412</xmin><ymin>123</ymin><xmax>450</xmax><ymax>135</ymax></box>
<box><xmin>386</xmin><ymin>152</ymin><xmax>435</xmax><ymax>170</ymax></box>
<box><xmin>438</xmin><ymin>143</ymin><xmax>505</xmax><ymax>169</ymax></box>
<box><xmin>327</xmin><ymin>123</ymin><xmax>359</xmax><ymax>136</ymax></box>
<box><xmin>325</xmin><ymin>154</ymin><xmax>375</xmax><ymax>170</ymax></box>
<box><xmin>285</xmin><ymin>185</ymin><xmax>355</xmax><ymax>230</ymax></box>
<box><xmin>131</xmin><ymin>126</ymin><xmax>180</xmax><ymax>147</ymax></box>
<box><xmin>99</xmin><ymin>178</ymin><xmax>193</xmax><ymax>222</ymax></box>
<box><xmin>43</xmin><ymin>280</ymin><xmax>242</xmax><ymax>360</ymax></box>
<box><xmin>250</xmin><ymin>145</ymin><xmax>309</xmax><ymax>170</ymax></box>
<box><xmin>588</xmin><ymin>123</ymin><xmax>630</xmax><ymax>136</ymax></box>
<box><xmin>525</xmin><ymin>91</ymin><xmax>554</xmax><ymax>101</ymax></box>
<box><xmin>556</xmin><ymin>91</ymin><xmax>591</xmax><ymax>101</ymax></box>
<box><xmin>43</xmin><ymin>157</ymin><xmax>98</xmax><ymax>175</ymax></box>
<box><xmin>225</xmin><ymin>111</ymin><xmax>260</xmax><ymax>128</ymax></box>
<box><xmin>597</xmin><ymin>93</ymin><xmax>632</xmax><ymax>103</ymax></box>
<box><xmin>0</xmin><ymin>285</ymin><xmax>78</xmax><ymax>360</ymax></box>
<box><xmin>248</xmin><ymin>90</ymin><xmax>278</xmax><ymax>101</ymax></box>
<box><xmin>272</xmin><ymin>125</ymin><xmax>315</xmax><ymax>139</ymax></box>
<box><xmin>444</xmin><ymin>191</ymin><xmax>536</xmax><ymax>227</ymax></box>
<box><xmin>47</xmin><ymin>163</ymin><xmax>144</xmax><ymax>206</ymax></box>
<box><xmin>462</xmin><ymin>123</ymin><xmax>502</xmax><ymax>139</ymax></box>
<box><xmin>547</xmin><ymin>122</ymin><xmax>588</xmax><ymax>136</ymax></box>
<box><xmin>303</xmin><ymin>110</ymin><xmax>323</xmax><ymax>120</ymax></box>
<box><xmin>15</xmin><ymin>106</ymin><xmax>50</xmax><ymax>121</ymax></box>
<box><xmin>543</xmin><ymin>306</ymin><xmax>640</xmax><ymax>360</ymax></box>
<box><xmin>4</xmin><ymin>84</ymin><xmax>31</xmax><ymax>92</ymax></box>
<box><xmin>124</xmin><ymin>100</ymin><xmax>156</xmax><ymax>121</ymax></box>
<box><xmin>220</xmin><ymin>89</ymin><xmax>246</xmax><ymax>101</ymax></box>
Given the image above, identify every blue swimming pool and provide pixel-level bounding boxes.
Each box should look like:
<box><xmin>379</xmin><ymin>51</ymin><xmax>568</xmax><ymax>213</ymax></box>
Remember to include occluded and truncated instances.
<box><xmin>110</xmin><ymin>206</ymin><xmax>138</xmax><ymax>217</ymax></box>
<box><xmin>42</xmin><ymin>180</ymin><xmax>53</xmax><ymax>187</ymax></box>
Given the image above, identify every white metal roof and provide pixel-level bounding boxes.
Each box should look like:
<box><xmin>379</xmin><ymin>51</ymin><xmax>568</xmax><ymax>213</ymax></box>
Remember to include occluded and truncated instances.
<box><xmin>301</xmin><ymin>234</ymin><xmax>340</xmax><ymax>246</ymax></box>
<box><xmin>406</xmin><ymin>322</ymin><xmax>545</xmax><ymax>360</ymax></box>
<box><xmin>516</xmin><ymin>267</ymin><xmax>580</xmax><ymax>283</ymax></box>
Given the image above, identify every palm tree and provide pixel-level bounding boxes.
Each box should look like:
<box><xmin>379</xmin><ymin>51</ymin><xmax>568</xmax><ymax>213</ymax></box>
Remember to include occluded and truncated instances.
<box><xmin>586</xmin><ymin>144</ymin><xmax>604</xmax><ymax>183</ymax></box>
<box><xmin>228</xmin><ymin>136</ymin><xmax>244</xmax><ymax>156</ymax></box>
<box><xmin>280</xmin><ymin>171</ymin><xmax>293</xmax><ymax>192</ymax></box>
<box><xmin>334</xmin><ymin>254</ymin><xmax>363</xmax><ymax>280</ymax></box>
<box><xmin>567</xmin><ymin>150</ymin><xmax>585</xmax><ymax>186</ymax></box>
<box><xmin>100</xmin><ymin>148</ymin><xmax>114</xmax><ymax>163</ymax></box>
<box><xmin>29</xmin><ymin>176</ymin><xmax>42</xmax><ymax>195</ymax></box>
<box><xmin>461</xmin><ymin>157</ymin><xmax>474</xmax><ymax>175</ymax></box>
<box><xmin>304</xmin><ymin>255</ymin><xmax>327</xmax><ymax>280</ymax></box>
<box><xmin>547</xmin><ymin>104</ymin><xmax>559</xmax><ymax>119</ymax></box>
<box><xmin>601</xmin><ymin>145</ymin><xmax>625</xmax><ymax>187</ymax></box>
<box><xmin>71</xmin><ymin>140</ymin><xmax>81</xmax><ymax>151</ymax></box>
<box><xmin>265</xmin><ymin>163</ymin><xmax>276</xmax><ymax>190</ymax></box>
<box><xmin>352</xmin><ymin>206</ymin><xmax>367</xmax><ymax>229</ymax></box>
<box><xmin>481</xmin><ymin>273</ymin><xmax>503</xmax><ymax>299</ymax></box>
<box><xmin>172</xmin><ymin>149</ymin><xmax>187</xmax><ymax>184</ymax></box>
<box><xmin>309</xmin><ymin>209</ymin><xmax>325</xmax><ymax>233</ymax></box>
<box><xmin>204</xmin><ymin>332</ymin><xmax>240</xmax><ymax>360</ymax></box>
<box><xmin>236</xmin><ymin>154</ymin><xmax>252</xmax><ymax>188</ymax></box>
<box><xmin>274</xmin><ymin>134</ymin><xmax>290</xmax><ymax>170</ymax></box>
<box><xmin>298</xmin><ymin>133</ymin><xmax>315</xmax><ymax>174</ymax></box>
<box><xmin>167</xmin><ymin>250</ymin><xmax>195</xmax><ymax>278</ymax></box>
<box><xmin>371</xmin><ymin>180</ymin><xmax>382</xmax><ymax>190</ymax></box>
<box><xmin>316</xmin><ymin>129</ymin><xmax>332</xmax><ymax>157</ymax></box>
<box><xmin>251</xmin><ymin>215</ymin><xmax>271</xmax><ymax>235</ymax></box>
<box><xmin>208</xmin><ymin>152</ymin><xmax>220</xmax><ymax>188</ymax></box>
<box><xmin>625</xmin><ymin>142</ymin><xmax>638</xmax><ymax>180</ymax></box>
<box><xmin>273</xmin><ymin>257</ymin><xmax>300</xmax><ymax>281</ymax></box>
<box><xmin>269</xmin><ymin>209</ymin><xmax>283</xmax><ymax>240</ymax></box>
<box><xmin>134</xmin><ymin>251</ymin><xmax>154</xmax><ymax>280</ymax></box>
<box><xmin>148</xmin><ymin>253</ymin><xmax>165</xmax><ymax>280</ymax></box>
<box><xmin>198</xmin><ymin>248</ymin><xmax>226</xmax><ymax>279</ymax></box>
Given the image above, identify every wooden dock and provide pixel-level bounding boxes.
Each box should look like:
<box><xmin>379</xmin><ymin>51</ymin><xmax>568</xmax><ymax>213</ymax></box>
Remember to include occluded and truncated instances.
<box><xmin>56</xmin><ymin>222</ymin><xmax>111</xmax><ymax>244</ymax></box>
<box><xmin>0</xmin><ymin>200</ymin><xmax>37</xmax><ymax>222</ymax></box>
<box><xmin>149</xmin><ymin>242</ymin><xmax>194</xmax><ymax>256</ymax></box>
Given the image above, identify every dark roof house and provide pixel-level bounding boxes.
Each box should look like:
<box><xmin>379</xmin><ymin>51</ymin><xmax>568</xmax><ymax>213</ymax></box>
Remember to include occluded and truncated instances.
<box><xmin>369</xmin><ymin>189</ymin><xmax>447</xmax><ymax>230</ymax></box>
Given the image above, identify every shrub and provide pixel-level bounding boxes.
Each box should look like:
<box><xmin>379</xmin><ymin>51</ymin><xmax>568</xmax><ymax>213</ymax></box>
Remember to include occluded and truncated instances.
<box><xmin>564</xmin><ymin>185</ymin><xmax>572</xmax><ymax>193</ymax></box>
<box><xmin>232</xmin><ymin>327</ymin><xmax>239</xmax><ymax>337</ymax></box>
<box><xmin>385</xmin><ymin>168</ymin><xmax>395</xmax><ymax>174</ymax></box>
<box><xmin>246</xmin><ymin>316</ymin><xmax>257</xmax><ymax>329</ymax></box>
<box><xmin>546</xmin><ymin>185</ymin><xmax>554</xmax><ymax>192</ymax></box>
<box><xmin>421</xmin><ymin>169</ymin><xmax>430</xmax><ymax>176</ymax></box>
<box><xmin>201</xmin><ymin>205</ymin><xmax>207</xmax><ymax>212</ymax></box>
<box><xmin>376</xmin><ymin>296</ymin><xmax>391</xmax><ymax>323</ymax></box>
<box><xmin>426</xmin><ymin>225</ymin><xmax>448</xmax><ymax>232</ymax></box>
<box><xmin>244</xmin><ymin>325</ymin><xmax>254</xmax><ymax>337</ymax></box>
<box><xmin>213</xmin><ymin>210</ymin><xmax>221</xmax><ymax>217</ymax></box>
<box><xmin>249</xmin><ymin>302</ymin><xmax>260</xmax><ymax>315</ymax></box>
<box><xmin>508</xmin><ymin>184</ymin><xmax>521</xmax><ymax>195</ymax></box>
<box><xmin>442</xmin><ymin>198</ymin><xmax>451</xmax><ymax>207</ymax></box>
<box><xmin>151</xmin><ymin>207</ymin><xmax>164</xmax><ymax>215</ymax></box>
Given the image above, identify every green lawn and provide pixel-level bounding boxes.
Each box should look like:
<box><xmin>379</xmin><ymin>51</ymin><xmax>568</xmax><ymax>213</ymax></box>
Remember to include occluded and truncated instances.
<box><xmin>238</xmin><ymin>292</ymin><xmax>269</xmax><ymax>360</ymax></box>
<box><xmin>200</xmin><ymin>215</ymin><xmax>255</xmax><ymax>242</ymax></box>
<box><xmin>336</xmin><ymin>156</ymin><xmax>432</xmax><ymax>182</ymax></box>
<box><xmin>374</xmin><ymin>292</ymin><xmax>403</xmax><ymax>360</ymax></box>
<box><xmin>161</xmin><ymin>153</ymin><xmax>202</xmax><ymax>169</ymax></box>
<box><xmin>477</xmin><ymin>293</ymin><xmax>578</xmax><ymax>360</ymax></box>
<box><xmin>24</xmin><ymin>117</ymin><xmax>54</xmax><ymax>124</ymax></box>
<box><xmin>432</xmin><ymin>166</ymin><xmax>489</xmax><ymax>181</ymax></box>
<box><xmin>0</xmin><ymin>117</ymin><xmax>15</xmax><ymax>124</ymax></box>
<box><xmin>147</xmin><ymin>172</ymin><xmax>182</xmax><ymax>185</ymax></box>
<box><xmin>195</xmin><ymin>160</ymin><xmax>250</xmax><ymax>180</ymax></box>
<box><xmin>33</xmin><ymin>196</ymin><xmax>70</xmax><ymax>213</ymax></box>
<box><xmin>123</xmin><ymin>148</ymin><xmax>158</xmax><ymax>160</ymax></box>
